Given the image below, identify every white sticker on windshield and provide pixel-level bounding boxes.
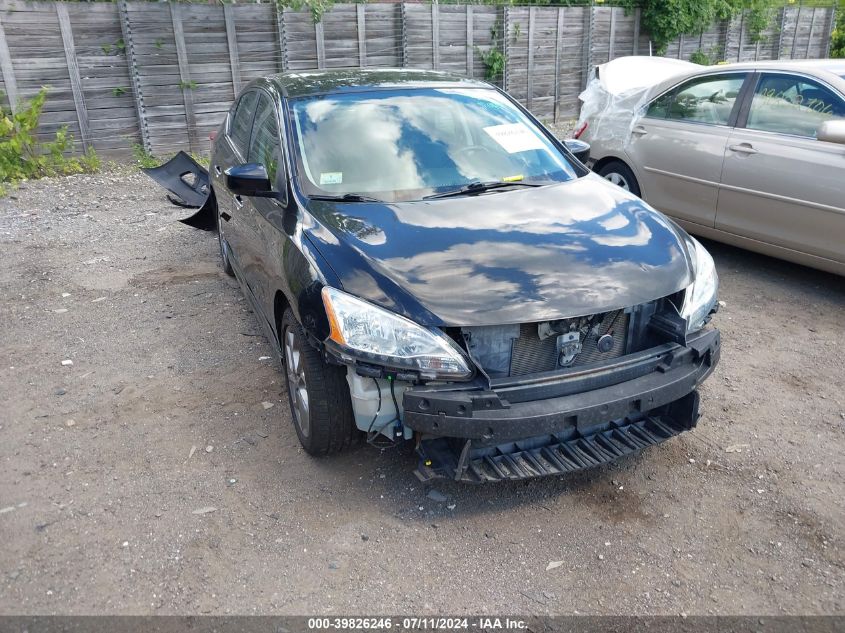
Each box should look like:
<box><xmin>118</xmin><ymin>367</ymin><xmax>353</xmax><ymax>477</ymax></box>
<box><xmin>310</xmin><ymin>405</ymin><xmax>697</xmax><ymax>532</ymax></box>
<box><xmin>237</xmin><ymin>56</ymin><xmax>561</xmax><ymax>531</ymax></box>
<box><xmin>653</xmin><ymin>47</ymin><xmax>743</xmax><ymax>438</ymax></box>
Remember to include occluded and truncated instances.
<box><xmin>320</xmin><ymin>172</ymin><xmax>343</xmax><ymax>185</ymax></box>
<box><xmin>483</xmin><ymin>123</ymin><xmax>545</xmax><ymax>154</ymax></box>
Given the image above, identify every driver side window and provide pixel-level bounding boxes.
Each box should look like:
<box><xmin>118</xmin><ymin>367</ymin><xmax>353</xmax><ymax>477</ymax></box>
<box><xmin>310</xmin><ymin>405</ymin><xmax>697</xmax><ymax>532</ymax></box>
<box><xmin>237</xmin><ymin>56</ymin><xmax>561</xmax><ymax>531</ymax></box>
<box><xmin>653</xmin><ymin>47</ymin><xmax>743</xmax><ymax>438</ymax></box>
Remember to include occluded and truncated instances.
<box><xmin>746</xmin><ymin>73</ymin><xmax>845</xmax><ymax>138</ymax></box>
<box><xmin>248</xmin><ymin>92</ymin><xmax>286</xmax><ymax>202</ymax></box>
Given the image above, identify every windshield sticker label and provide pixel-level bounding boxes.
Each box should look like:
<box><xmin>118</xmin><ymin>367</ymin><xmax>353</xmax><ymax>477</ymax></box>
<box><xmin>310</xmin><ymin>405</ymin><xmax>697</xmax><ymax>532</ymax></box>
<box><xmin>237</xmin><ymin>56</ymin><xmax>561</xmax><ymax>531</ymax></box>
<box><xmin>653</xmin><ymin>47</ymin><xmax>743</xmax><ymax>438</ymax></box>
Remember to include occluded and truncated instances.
<box><xmin>320</xmin><ymin>172</ymin><xmax>343</xmax><ymax>185</ymax></box>
<box><xmin>483</xmin><ymin>123</ymin><xmax>545</xmax><ymax>153</ymax></box>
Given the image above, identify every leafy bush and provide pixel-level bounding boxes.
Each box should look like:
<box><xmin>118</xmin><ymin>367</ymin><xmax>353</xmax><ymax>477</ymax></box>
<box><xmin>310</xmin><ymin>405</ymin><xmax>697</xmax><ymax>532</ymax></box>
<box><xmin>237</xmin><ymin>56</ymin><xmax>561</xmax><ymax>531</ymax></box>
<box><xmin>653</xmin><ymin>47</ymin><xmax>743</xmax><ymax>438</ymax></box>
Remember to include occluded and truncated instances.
<box><xmin>832</xmin><ymin>4</ymin><xmax>845</xmax><ymax>58</ymax></box>
<box><xmin>622</xmin><ymin>0</ymin><xmax>783</xmax><ymax>56</ymax></box>
<box><xmin>0</xmin><ymin>87</ymin><xmax>100</xmax><ymax>196</ymax></box>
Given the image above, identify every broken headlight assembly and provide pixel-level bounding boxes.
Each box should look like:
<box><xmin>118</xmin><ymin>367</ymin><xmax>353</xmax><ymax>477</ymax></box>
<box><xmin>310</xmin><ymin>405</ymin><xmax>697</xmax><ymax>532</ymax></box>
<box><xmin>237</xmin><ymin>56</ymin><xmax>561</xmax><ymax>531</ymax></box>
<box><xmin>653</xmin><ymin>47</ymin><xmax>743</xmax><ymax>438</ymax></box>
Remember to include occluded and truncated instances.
<box><xmin>680</xmin><ymin>237</ymin><xmax>719</xmax><ymax>333</ymax></box>
<box><xmin>321</xmin><ymin>287</ymin><xmax>473</xmax><ymax>380</ymax></box>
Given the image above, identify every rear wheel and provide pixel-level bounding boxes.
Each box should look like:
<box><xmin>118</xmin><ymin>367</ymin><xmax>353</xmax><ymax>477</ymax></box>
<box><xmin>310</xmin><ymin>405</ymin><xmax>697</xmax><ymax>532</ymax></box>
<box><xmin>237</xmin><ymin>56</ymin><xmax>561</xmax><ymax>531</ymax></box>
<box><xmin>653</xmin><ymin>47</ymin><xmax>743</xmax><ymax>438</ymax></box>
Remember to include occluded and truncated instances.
<box><xmin>281</xmin><ymin>309</ymin><xmax>358</xmax><ymax>455</ymax></box>
<box><xmin>597</xmin><ymin>160</ymin><xmax>641</xmax><ymax>197</ymax></box>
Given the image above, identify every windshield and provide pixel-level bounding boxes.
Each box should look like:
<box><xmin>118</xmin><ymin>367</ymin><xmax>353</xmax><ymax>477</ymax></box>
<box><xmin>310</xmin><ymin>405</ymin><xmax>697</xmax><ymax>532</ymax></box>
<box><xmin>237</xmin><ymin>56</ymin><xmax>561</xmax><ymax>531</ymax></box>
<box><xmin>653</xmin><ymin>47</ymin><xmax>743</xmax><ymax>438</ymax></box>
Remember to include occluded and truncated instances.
<box><xmin>288</xmin><ymin>87</ymin><xmax>580</xmax><ymax>202</ymax></box>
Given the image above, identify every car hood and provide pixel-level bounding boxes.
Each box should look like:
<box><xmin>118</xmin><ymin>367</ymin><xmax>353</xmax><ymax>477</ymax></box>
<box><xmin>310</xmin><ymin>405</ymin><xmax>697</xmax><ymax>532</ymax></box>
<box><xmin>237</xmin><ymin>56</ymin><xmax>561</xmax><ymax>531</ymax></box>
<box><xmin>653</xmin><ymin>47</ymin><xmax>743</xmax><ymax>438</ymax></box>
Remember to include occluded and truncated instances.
<box><xmin>303</xmin><ymin>174</ymin><xmax>694</xmax><ymax>327</ymax></box>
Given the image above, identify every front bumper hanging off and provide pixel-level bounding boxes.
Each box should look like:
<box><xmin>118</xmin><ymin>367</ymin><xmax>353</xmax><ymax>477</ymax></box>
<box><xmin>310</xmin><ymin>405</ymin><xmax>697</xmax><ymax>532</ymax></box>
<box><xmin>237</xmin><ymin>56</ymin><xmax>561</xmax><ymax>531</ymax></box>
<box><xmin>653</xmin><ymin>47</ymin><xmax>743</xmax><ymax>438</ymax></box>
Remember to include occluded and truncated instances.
<box><xmin>406</xmin><ymin>328</ymin><xmax>720</xmax><ymax>483</ymax></box>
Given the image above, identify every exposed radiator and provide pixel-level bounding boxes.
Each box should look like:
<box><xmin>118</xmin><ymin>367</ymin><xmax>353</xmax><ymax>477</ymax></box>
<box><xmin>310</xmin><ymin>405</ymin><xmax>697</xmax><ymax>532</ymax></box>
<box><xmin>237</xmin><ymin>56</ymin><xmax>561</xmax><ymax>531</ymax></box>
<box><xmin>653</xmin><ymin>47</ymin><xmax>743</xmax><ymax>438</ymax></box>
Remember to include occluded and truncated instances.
<box><xmin>509</xmin><ymin>310</ymin><xmax>629</xmax><ymax>376</ymax></box>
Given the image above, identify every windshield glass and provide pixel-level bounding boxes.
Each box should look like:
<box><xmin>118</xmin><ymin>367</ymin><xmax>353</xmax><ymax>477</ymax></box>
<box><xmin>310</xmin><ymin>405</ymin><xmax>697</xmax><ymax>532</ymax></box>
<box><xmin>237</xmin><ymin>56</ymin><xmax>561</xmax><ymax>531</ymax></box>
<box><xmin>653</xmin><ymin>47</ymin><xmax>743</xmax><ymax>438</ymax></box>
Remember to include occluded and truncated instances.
<box><xmin>288</xmin><ymin>88</ymin><xmax>579</xmax><ymax>202</ymax></box>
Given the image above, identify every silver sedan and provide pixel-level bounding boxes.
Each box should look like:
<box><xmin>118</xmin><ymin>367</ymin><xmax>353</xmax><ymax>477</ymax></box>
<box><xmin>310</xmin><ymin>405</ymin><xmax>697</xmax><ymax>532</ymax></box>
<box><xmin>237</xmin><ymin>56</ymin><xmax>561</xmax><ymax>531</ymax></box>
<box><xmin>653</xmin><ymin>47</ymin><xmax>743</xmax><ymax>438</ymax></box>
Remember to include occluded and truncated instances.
<box><xmin>579</xmin><ymin>58</ymin><xmax>845</xmax><ymax>276</ymax></box>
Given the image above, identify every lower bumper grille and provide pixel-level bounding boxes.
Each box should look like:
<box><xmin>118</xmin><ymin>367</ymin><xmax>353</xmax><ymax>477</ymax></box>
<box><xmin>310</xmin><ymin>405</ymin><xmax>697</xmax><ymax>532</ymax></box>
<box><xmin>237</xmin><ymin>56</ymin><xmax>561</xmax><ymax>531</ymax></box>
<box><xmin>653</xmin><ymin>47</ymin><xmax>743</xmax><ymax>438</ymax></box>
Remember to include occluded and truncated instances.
<box><xmin>414</xmin><ymin>391</ymin><xmax>700</xmax><ymax>483</ymax></box>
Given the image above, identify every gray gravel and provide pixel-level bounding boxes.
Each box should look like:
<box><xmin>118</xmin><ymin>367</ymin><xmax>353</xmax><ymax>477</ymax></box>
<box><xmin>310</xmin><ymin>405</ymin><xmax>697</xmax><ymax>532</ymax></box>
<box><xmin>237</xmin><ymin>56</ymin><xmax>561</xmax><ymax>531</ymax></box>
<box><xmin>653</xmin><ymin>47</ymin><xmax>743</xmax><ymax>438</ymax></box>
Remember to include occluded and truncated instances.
<box><xmin>0</xmin><ymin>168</ymin><xmax>843</xmax><ymax>615</ymax></box>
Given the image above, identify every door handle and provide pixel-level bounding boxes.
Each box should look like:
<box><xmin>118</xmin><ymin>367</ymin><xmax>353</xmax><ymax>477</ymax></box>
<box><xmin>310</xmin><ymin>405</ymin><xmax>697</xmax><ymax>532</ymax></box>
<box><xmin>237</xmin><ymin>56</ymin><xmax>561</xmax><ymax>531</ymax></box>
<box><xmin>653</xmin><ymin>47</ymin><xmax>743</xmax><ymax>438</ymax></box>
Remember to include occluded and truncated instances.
<box><xmin>234</xmin><ymin>194</ymin><xmax>244</xmax><ymax>208</ymax></box>
<box><xmin>729</xmin><ymin>143</ymin><xmax>758</xmax><ymax>155</ymax></box>
<box><xmin>214</xmin><ymin>164</ymin><xmax>222</xmax><ymax>176</ymax></box>
<box><xmin>632</xmin><ymin>125</ymin><xmax>648</xmax><ymax>136</ymax></box>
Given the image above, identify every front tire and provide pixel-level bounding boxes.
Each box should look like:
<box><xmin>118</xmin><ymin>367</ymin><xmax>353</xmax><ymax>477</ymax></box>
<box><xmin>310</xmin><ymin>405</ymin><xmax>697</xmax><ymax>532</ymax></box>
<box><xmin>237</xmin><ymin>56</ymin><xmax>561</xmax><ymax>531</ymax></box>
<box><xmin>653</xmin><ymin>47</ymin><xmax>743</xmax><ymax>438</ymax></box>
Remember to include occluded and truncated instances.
<box><xmin>218</xmin><ymin>230</ymin><xmax>235</xmax><ymax>277</ymax></box>
<box><xmin>597</xmin><ymin>160</ymin><xmax>641</xmax><ymax>197</ymax></box>
<box><xmin>281</xmin><ymin>309</ymin><xmax>358</xmax><ymax>456</ymax></box>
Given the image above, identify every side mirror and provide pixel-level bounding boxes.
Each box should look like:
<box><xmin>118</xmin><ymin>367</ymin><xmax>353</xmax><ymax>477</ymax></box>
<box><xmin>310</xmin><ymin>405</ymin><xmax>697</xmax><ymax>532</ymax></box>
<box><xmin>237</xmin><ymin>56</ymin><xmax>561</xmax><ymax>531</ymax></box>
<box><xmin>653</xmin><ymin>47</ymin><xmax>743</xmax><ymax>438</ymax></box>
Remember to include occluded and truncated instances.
<box><xmin>817</xmin><ymin>120</ymin><xmax>845</xmax><ymax>145</ymax></box>
<box><xmin>225</xmin><ymin>163</ymin><xmax>275</xmax><ymax>197</ymax></box>
<box><xmin>563</xmin><ymin>138</ymin><xmax>591</xmax><ymax>165</ymax></box>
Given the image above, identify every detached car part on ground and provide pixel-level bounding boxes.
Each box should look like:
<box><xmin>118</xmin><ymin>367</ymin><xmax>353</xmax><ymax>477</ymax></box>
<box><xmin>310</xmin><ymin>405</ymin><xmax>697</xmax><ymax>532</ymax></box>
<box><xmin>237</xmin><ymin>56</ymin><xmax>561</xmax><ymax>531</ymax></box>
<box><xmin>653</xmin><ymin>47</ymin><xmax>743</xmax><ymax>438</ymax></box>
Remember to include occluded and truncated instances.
<box><xmin>577</xmin><ymin>56</ymin><xmax>845</xmax><ymax>277</ymax></box>
<box><xmin>149</xmin><ymin>69</ymin><xmax>721</xmax><ymax>483</ymax></box>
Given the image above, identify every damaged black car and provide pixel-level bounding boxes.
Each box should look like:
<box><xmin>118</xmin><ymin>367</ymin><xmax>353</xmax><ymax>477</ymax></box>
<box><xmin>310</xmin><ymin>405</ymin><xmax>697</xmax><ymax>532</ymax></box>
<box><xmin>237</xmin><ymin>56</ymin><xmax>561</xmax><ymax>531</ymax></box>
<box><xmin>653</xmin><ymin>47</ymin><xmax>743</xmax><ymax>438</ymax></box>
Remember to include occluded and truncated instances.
<box><xmin>160</xmin><ymin>69</ymin><xmax>721</xmax><ymax>483</ymax></box>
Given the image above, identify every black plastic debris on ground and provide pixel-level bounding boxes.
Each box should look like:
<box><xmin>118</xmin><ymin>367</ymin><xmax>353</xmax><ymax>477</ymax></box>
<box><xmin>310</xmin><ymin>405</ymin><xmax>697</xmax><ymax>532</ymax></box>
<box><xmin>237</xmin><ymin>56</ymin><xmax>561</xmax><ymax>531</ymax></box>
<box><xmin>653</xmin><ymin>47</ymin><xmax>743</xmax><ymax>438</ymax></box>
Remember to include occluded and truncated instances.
<box><xmin>142</xmin><ymin>151</ymin><xmax>216</xmax><ymax>231</ymax></box>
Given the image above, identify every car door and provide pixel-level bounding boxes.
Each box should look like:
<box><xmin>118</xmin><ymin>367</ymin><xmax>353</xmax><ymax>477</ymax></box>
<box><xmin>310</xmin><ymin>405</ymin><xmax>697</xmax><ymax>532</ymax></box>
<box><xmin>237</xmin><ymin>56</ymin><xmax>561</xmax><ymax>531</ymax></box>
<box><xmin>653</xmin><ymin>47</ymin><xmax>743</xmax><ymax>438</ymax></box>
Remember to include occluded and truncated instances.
<box><xmin>242</xmin><ymin>91</ymin><xmax>290</xmax><ymax>320</ymax></box>
<box><xmin>626</xmin><ymin>72</ymin><xmax>749</xmax><ymax>228</ymax></box>
<box><xmin>216</xmin><ymin>89</ymin><xmax>259</xmax><ymax>275</ymax></box>
<box><xmin>716</xmin><ymin>72</ymin><xmax>845</xmax><ymax>264</ymax></box>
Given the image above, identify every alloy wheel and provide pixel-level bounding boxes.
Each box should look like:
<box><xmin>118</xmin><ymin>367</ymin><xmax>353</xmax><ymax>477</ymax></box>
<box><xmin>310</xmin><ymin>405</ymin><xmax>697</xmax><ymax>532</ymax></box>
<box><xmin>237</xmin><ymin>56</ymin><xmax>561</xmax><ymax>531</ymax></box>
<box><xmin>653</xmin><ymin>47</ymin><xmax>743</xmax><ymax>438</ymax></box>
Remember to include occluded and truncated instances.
<box><xmin>284</xmin><ymin>327</ymin><xmax>310</xmax><ymax>438</ymax></box>
<box><xmin>604</xmin><ymin>171</ymin><xmax>630</xmax><ymax>191</ymax></box>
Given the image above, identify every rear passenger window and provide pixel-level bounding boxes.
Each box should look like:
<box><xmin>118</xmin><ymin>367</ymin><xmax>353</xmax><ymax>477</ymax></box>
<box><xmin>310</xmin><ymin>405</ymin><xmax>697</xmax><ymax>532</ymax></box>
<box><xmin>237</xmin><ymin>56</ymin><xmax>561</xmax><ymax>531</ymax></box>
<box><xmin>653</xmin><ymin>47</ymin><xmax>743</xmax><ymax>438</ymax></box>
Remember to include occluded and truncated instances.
<box><xmin>230</xmin><ymin>91</ymin><xmax>259</xmax><ymax>155</ymax></box>
<box><xmin>645</xmin><ymin>91</ymin><xmax>672</xmax><ymax>119</ymax></box>
<box><xmin>746</xmin><ymin>74</ymin><xmax>845</xmax><ymax>138</ymax></box>
<box><xmin>666</xmin><ymin>74</ymin><xmax>746</xmax><ymax>126</ymax></box>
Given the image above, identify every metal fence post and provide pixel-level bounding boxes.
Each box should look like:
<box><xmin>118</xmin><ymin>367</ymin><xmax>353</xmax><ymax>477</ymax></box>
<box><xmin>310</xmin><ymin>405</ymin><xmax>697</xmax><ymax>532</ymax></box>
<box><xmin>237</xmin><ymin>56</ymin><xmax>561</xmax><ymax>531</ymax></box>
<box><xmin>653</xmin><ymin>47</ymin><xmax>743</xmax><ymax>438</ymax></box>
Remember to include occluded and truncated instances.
<box><xmin>117</xmin><ymin>0</ymin><xmax>150</xmax><ymax>154</ymax></box>
<box><xmin>276</xmin><ymin>7</ymin><xmax>288</xmax><ymax>72</ymax></box>
<box><xmin>400</xmin><ymin>3</ymin><xmax>408</xmax><ymax>68</ymax></box>
<box><xmin>776</xmin><ymin>7</ymin><xmax>787</xmax><ymax>59</ymax></box>
<box><xmin>823</xmin><ymin>6</ymin><xmax>836</xmax><ymax>58</ymax></box>
<box><xmin>791</xmin><ymin>4</ymin><xmax>802</xmax><ymax>59</ymax></box>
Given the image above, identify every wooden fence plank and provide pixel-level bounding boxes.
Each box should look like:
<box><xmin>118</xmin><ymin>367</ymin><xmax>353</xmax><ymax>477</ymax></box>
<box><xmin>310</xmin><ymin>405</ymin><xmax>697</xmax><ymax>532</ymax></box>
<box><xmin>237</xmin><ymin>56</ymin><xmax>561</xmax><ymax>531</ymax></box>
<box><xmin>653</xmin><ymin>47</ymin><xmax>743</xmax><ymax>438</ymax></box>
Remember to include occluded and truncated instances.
<box><xmin>431</xmin><ymin>3</ymin><xmax>439</xmax><ymax>70</ymax></box>
<box><xmin>170</xmin><ymin>2</ymin><xmax>197</xmax><ymax>152</ymax></box>
<box><xmin>315</xmin><ymin>19</ymin><xmax>325</xmax><ymax>69</ymax></box>
<box><xmin>553</xmin><ymin>7</ymin><xmax>563</xmax><ymax>123</ymax></box>
<box><xmin>527</xmin><ymin>6</ymin><xmax>535</xmax><ymax>111</ymax></box>
<box><xmin>357</xmin><ymin>4</ymin><xmax>366</xmax><ymax>67</ymax></box>
<box><xmin>223</xmin><ymin>4</ymin><xmax>241</xmax><ymax>94</ymax></box>
<box><xmin>806</xmin><ymin>7</ymin><xmax>817</xmax><ymax>58</ymax></box>
<box><xmin>56</xmin><ymin>3</ymin><xmax>90</xmax><ymax>152</ymax></box>
<box><xmin>0</xmin><ymin>13</ymin><xmax>18</xmax><ymax>113</ymax></box>
<box><xmin>465</xmin><ymin>5</ymin><xmax>472</xmax><ymax>76</ymax></box>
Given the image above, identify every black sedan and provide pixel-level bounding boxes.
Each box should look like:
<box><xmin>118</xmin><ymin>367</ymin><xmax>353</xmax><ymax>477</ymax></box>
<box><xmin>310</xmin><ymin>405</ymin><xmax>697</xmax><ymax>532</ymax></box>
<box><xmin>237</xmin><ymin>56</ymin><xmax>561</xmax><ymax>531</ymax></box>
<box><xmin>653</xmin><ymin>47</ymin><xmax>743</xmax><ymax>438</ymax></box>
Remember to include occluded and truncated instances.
<box><xmin>204</xmin><ymin>68</ymin><xmax>720</xmax><ymax>482</ymax></box>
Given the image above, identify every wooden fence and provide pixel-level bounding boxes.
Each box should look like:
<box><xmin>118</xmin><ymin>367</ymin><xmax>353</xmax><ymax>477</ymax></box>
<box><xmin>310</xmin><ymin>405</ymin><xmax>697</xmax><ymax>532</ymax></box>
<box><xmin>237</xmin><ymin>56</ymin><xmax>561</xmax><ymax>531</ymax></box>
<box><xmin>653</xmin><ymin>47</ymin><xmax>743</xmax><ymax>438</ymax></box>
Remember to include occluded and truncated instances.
<box><xmin>0</xmin><ymin>0</ymin><xmax>837</xmax><ymax>160</ymax></box>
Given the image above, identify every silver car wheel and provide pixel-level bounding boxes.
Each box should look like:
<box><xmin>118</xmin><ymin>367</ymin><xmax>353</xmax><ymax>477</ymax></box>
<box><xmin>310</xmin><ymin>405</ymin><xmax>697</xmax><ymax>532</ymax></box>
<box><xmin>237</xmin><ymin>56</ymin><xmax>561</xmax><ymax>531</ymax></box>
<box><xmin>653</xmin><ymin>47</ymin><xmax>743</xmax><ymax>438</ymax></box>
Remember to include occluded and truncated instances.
<box><xmin>604</xmin><ymin>171</ymin><xmax>630</xmax><ymax>191</ymax></box>
<box><xmin>284</xmin><ymin>327</ymin><xmax>310</xmax><ymax>438</ymax></box>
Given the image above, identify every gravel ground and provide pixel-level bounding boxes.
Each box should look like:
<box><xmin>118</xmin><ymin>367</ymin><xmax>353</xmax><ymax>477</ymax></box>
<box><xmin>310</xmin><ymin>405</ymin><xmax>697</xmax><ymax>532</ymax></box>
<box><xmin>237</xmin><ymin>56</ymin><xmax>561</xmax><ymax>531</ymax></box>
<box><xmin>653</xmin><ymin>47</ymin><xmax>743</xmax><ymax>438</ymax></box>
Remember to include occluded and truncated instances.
<box><xmin>0</xmin><ymin>168</ymin><xmax>843</xmax><ymax>616</ymax></box>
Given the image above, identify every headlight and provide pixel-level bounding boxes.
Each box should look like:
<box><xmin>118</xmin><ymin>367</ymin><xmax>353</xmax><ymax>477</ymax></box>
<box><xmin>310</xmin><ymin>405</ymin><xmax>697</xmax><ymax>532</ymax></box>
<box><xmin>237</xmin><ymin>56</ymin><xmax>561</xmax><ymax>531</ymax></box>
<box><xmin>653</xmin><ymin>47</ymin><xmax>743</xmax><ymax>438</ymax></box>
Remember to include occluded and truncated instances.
<box><xmin>680</xmin><ymin>237</ymin><xmax>718</xmax><ymax>333</ymax></box>
<box><xmin>321</xmin><ymin>287</ymin><xmax>473</xmax><ymax>380</ymax></box>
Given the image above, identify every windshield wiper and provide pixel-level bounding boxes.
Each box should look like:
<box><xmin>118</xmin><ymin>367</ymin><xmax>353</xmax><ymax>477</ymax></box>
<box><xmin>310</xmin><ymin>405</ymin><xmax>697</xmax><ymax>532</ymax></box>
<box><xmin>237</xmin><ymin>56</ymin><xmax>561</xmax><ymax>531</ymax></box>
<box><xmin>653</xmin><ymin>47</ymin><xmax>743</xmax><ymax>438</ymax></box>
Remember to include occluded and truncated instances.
<box><xmin>423</xmin><ymin>180</ymin><xmax>546</xmax><ymax>200</ymax></box>
<box><xmin>308</xmin><ymin>193</ymin><xmax>384</xmax><ymax>203</ymax></box>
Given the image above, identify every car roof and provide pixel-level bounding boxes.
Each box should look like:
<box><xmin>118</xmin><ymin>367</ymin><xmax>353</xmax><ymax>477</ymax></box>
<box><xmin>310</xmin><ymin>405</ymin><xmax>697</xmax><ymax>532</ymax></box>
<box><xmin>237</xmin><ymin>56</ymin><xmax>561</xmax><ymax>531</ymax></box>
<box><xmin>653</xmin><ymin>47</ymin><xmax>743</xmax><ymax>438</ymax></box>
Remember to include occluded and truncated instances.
<box><xmin>254</xmin><ymin>68</ymin><xmax>491</xmax><ymax>98</ymax></box>
<box><xmin>643</xmin><ymin>58</ymin><xmax>845</xmax><ymax>100</ymax></box>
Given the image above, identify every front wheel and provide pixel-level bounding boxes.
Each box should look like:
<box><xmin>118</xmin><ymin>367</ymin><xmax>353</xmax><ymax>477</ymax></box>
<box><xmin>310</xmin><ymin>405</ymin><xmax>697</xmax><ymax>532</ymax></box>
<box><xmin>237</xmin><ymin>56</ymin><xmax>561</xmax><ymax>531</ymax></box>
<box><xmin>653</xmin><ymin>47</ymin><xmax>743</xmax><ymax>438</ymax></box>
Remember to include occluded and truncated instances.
<box><xmin>597</xmin><ymin>160</ymin><xmax>641</xmax><ymax>197</ymax></box>
<box><xmin>281</xmin><ymin>309</ymin><xmax>358</xmax><ymax>456</ymax></box>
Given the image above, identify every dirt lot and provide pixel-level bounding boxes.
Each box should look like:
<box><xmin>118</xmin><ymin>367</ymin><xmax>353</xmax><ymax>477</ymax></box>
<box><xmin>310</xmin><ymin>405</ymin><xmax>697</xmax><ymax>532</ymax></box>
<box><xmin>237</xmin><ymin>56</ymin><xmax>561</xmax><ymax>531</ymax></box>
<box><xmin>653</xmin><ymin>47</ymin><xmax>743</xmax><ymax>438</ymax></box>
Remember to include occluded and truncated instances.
<box><xmin>0</xmin><ymin>168</ymin><xmax>843</xmax><ymax>616</ymax></box>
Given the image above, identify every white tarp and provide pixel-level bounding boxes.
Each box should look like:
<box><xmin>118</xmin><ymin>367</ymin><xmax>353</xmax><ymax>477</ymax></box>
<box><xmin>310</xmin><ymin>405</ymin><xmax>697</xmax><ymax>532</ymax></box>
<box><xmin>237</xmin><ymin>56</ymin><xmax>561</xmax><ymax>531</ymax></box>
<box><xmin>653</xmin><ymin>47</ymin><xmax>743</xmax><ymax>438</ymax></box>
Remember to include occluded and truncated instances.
<box><xmin>577</xmin><ymin>56</ymin><xmax>698</xmax><ymax>147</ymax></box>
